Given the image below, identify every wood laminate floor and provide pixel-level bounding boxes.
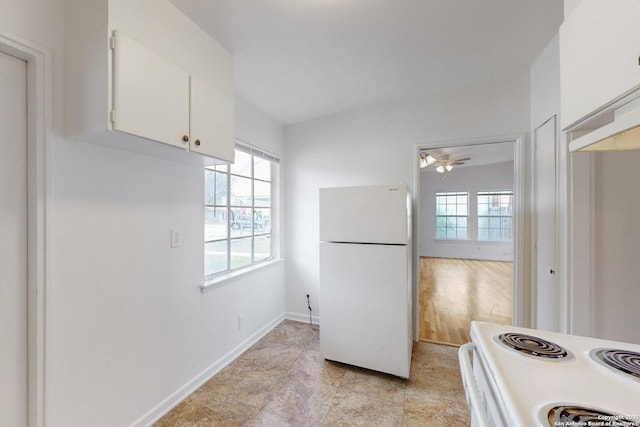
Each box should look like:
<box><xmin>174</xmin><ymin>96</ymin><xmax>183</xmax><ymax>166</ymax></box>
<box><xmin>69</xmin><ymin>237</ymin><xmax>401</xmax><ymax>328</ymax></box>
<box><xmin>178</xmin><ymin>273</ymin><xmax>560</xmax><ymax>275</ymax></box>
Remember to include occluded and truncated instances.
<box><xmin>419</xmin><ymin>257</ymin><xmax>513</xmax><ymax>346</ymax></box>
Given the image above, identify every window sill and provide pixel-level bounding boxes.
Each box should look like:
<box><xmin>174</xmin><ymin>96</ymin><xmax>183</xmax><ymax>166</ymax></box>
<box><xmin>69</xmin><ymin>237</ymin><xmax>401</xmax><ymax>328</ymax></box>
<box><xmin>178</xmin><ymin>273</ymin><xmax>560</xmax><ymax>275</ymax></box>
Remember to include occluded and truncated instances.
<box><xmin>200</xmin><ymin>258</ymin><xmax>284</xmax><ymax>291</ymax></box>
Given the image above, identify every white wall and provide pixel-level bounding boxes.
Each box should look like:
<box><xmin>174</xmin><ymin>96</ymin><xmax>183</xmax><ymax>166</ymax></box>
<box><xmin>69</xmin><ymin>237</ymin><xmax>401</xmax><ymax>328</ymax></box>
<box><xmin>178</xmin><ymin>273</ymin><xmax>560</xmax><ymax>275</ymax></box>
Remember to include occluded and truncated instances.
<box><xmin>593</xmin><ymin>150</ymin><xmax>640</xmax><ymax>344</ymax></box>
<box><xmin>530</xmin><ymin>23</ymin><xmax>640</xmax><ymax>343</ymax></box>
<box><xmin>530</xmin><ymin>32</ymin><xmax>597</xmax><ymax>337</ymax></box>
<box><xmin>51</xmin><ymin>103</ymin><xmax>285</xmax><ymax>427</ymax></box>
<box><xmin>531</xmin><ymin>35</ymin><xmax>560</xmax><ymax>128</ymax></box>
<box><xmin>530</xmin><ymin>34</ymin><xmax>569</xmax><ymax>334</ymax></box>
<box><xmin>1</xmin><ymin>1</ymin><xmax>286</xmax><ymax>425</ymax></box>
<box><xmin>236</xmin><ymin>97</ymin><xmax>284</xmax><ymax>156</ymax></box>
<box><xmin>564</xmin><ymin>0</ymin><xmax>581</xmax><ymax>19</ymax></box>
<box><xmin>284</xmin><ymin>71</ymin><xmax>531</xmax><ymax>320</ymax></box>
<box><xmin>420</xmin><ymin>162</ymin><xmax>514</xmax><ymax>261</ymax></box>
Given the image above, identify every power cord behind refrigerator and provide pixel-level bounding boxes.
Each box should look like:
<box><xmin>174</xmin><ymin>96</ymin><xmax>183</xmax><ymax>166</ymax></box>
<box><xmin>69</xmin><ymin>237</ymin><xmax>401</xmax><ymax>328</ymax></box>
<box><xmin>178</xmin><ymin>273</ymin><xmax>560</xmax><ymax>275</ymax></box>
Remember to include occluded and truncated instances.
<box><xmin>307</xmin><ymin>294</ymin><xmax>319</xmax><ymax>331</ymax></box>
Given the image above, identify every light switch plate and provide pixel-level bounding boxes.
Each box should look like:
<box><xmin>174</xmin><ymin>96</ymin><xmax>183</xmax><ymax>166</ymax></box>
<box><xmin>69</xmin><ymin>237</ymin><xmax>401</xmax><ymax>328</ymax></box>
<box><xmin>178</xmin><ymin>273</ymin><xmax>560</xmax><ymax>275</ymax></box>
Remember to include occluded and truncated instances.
<box><xmin>171</xmin><ymin>230</ymin><xmax>181</xmax><ymax>248</ymax></box>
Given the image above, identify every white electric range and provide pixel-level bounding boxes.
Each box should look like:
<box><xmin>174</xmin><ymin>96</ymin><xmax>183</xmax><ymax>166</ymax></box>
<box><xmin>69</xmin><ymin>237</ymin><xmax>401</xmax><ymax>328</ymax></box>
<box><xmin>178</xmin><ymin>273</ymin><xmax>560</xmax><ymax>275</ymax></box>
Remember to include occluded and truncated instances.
<box><xmin>459</xmin><ymin>321</ymin><xmax>640</xmax><ymax>427</ymax></box>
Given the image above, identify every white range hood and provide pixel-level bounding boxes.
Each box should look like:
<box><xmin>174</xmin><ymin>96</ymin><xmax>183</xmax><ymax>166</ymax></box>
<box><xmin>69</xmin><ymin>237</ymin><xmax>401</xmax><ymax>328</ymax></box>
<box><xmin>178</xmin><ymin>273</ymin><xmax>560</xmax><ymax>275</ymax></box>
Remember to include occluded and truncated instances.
<box><xmin>568</xmin><ymin>91</ymin><xmax>640</xmax><ymax>152</ymax></box>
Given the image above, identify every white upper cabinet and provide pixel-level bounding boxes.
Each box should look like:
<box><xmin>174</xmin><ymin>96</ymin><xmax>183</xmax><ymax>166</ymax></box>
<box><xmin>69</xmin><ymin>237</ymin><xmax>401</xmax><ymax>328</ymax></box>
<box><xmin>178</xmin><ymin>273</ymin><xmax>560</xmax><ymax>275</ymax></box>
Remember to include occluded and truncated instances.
<box><xmin>64</xmin><ymin>0</ymin><xmax>235</xmax><ymax>164</ymax></box>
<box><xmin>560</xmin><ymin>0</ymin><xmax>640</xmax><ymax>130</ymax></box>
<box><xmin>112</xmin><ymin>31</ymin><xmax>190</xmax><ymax>149</ymax></box>
<box><xmin>189</xmin><ymin>76</ymin><xmax>235</xmax><ymax>161</ymax></box>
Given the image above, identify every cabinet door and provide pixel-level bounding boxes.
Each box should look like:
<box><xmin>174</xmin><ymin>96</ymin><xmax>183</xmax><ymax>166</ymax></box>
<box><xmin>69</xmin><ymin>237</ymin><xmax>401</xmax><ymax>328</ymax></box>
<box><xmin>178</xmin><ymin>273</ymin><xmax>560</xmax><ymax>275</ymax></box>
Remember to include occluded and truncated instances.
<box><xmin>189</xmin><ymin>76</ymin><xmax>235</xmax><ymax>162</ymax></box>
<box><xmin>112</xmin><ymin>31</ymin><xmax>190</xmax><ymax>148</ymax></box>
<box><xmin>560</xmin><ymin>0</ymin><xmax>640</xmax><ymax>128</ymax></box>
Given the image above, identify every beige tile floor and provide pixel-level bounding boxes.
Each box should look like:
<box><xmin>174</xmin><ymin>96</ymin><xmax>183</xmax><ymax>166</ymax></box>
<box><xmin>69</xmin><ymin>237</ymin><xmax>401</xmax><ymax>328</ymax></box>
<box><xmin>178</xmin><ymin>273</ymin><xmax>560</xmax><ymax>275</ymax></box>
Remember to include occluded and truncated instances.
<box><xmin>155</xmin><ymin>320</ymin><xmax>470</xmax><ymax>426</ymax></box>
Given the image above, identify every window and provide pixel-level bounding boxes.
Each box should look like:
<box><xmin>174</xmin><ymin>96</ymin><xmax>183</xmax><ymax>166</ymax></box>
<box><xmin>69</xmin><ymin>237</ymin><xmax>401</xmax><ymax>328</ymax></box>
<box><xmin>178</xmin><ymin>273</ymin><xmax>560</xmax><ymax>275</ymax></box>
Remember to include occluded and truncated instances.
<box><xmin>477</xmin><ymin>191</ymin><xmax>513</xmax><ymax>242</ymax></box>
<box><xmin>204</xmin><ymin>144</ymin><xmax>278</xmax><ymax>278</ymax></box>
<box><xmin>435</xmin><ymin>192</ymin><xmax>468</xmax><ymax>240</ymax></box>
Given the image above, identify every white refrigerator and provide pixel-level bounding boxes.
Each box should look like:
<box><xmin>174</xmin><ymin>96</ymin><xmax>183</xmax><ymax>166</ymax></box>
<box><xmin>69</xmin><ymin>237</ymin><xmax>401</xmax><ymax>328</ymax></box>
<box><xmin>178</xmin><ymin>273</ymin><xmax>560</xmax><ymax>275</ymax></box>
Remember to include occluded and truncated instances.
<box><xmin>319</xmin><ymin>184</ymin><xmax>413</xmax><ymax>378</ymax></box>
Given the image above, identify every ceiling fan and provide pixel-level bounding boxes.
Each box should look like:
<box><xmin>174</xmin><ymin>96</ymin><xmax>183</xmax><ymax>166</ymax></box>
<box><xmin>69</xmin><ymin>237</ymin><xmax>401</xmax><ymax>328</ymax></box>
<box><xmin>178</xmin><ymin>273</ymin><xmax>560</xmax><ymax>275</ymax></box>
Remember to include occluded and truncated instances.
<box><xmin>419</xmin><ymin>152</ymin><xmax>470</xmax><ymax>173</ymax></box>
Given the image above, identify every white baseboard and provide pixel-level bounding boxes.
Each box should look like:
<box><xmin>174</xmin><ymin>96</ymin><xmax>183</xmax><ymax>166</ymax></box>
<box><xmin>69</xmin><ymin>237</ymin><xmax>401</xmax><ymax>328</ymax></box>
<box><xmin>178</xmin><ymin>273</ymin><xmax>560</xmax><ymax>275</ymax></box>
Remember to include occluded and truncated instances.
<box><xmin>285</xmin><ymin>311</ymin><xmax>320</xmax><ymax>326</ymax></box>
<box><xmin>131</xmin><ymin>313</ymin><xmax>285</xmax><ymax>427</ymax></box>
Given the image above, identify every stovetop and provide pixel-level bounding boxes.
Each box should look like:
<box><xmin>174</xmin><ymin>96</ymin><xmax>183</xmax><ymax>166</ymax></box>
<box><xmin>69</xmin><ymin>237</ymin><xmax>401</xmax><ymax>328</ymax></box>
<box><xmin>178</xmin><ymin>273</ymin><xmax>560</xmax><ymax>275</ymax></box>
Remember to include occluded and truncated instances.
<box><xmin>471</xmin><ymin>321</ymin><xmax>640</xmax><ymax>427</ymax></box>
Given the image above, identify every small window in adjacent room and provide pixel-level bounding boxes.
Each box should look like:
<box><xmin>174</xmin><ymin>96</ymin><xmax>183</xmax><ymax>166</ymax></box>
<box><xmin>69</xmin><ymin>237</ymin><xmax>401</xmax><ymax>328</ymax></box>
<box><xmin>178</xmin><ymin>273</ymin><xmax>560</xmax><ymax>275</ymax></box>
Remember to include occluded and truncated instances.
<box><xmin>435</xmin><ymin>192</ymin><xmax>469</xmax><ymax>240</ymax></box>
<box><xmin>204</xmin><ymin>144</ymin><xmax>279</xmax><ymax>279</ymax></box>
<box><xmin>477</xmin><ymin>190</ymin><xmax>513</xmax><ymax>242</ymax></box>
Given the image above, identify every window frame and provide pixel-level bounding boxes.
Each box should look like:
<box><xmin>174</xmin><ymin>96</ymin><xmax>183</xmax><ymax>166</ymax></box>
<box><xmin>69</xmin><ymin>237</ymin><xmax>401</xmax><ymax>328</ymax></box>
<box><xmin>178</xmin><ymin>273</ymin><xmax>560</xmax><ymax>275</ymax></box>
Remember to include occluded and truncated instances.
<box><xmin>435</xmin><ymin>191</ymin><xmax>469</xmax><ymax>240</ymax></box>
<box><xmin>204</xmin><ymin>143</ymin><xmax>278</xmax><ymax>280</ymax></box>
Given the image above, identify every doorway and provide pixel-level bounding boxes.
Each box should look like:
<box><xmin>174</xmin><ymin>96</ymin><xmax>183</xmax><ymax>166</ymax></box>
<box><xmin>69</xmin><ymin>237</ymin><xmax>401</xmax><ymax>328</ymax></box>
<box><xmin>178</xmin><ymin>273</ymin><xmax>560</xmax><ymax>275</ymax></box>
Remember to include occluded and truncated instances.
<box><xmin>414</xmin><ymin>137</ymin><xmax>525</xmax><ymax>346</ymax></box>
<box><xmin>0</xmin><ymin>50</ymin><xmax>28</xmax><ymax>426</ymax></box>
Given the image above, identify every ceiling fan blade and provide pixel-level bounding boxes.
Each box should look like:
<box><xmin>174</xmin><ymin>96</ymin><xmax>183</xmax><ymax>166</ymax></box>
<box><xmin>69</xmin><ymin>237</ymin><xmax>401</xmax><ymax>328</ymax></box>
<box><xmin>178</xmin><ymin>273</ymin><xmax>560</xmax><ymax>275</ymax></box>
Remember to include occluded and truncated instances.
<box><xmin>452</xmin><ymin>157</ymin><xmax>471</xmax><ymax>162</ymax></box>
<box><xmin>450</xmin><ymin>161</ymin><xmax>466</xmax><ymax>165</ymax></box>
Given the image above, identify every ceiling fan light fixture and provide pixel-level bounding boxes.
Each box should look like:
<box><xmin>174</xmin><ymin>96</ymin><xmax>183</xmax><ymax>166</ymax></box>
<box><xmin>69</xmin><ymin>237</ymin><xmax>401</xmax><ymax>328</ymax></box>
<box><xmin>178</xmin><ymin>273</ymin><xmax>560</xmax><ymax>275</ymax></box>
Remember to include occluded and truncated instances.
<box><xmin>419</xmin><ymin>152</ymin><xmax>436</xmax><ymax>168</ymax></box>
<box><xmin>436</xmin><ymin>165</ymin><xmax>445</xmax><ymax>173</ymax></box>
<box><xmin>445</xmin><ymin>164</ymin><xmax>453</xmax><ymax>172</ymax></box>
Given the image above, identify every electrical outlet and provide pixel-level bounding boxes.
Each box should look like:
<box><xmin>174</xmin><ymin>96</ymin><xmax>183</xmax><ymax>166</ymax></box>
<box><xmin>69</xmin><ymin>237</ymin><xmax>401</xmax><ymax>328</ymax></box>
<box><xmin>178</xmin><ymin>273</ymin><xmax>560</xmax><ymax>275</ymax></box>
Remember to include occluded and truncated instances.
<box><xmin>237</xmin><ymin>316</ymin><xmax>244</xmax><ymax>330</ymax></box>
<box><xmin>171</xmin><ymin>230</ymin><xmax>181</xmax><ymax>248</ymax></box>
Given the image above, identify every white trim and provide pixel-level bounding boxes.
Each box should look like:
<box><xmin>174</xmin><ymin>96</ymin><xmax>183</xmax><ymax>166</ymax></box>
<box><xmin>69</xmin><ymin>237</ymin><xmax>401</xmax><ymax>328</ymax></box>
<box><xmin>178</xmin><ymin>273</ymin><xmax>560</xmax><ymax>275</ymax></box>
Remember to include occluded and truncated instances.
<box><xmin>412</xmin><ymin>144</ymin><xmax>421</xmax><ymax>341</ymax></box>
<box><xmin>557</xmin><ymin>117</ymin><xmax>572</xmax><ymax>335</ymax></box>
<box><xmin>588</xmin><ymin>154</ymin><xmax>596</xmax><ymax>336</ymax></box>
<box><xmin>200</xmin><ymin>258</ymin><xmax>284</xmax><ymax>291</ymax></box>
<box><xmin>285</xmin><ymin>311</ymin><xmax>320</xmax><ymax>325</ymax></box>
<box><xmin>133</xmin><ymin>313</ymin><xmax>285</xmax><ymax>427</ymax></box>
<box><xmin>414</xmin><ymin>134</ymin><xmax>528</xmax><ymax>331</ymax></box>
<box><xmin>567</xmin><ymin>151</ymin><xmax>594</xmax><ymax>336</ymax></box>
<box><xmin>235</xmin><ymin>138</ymin><xmax>281</xmax><ymax>163</ymax></box>
<box><xmin>0</xmin><ymin>29</ymin><xmax>51</xmax><ymax>427</ymax></box>
<box><xmin>512</xmin><ymin>134</ymin><xmax>528</xmax><ymax>327</ymax></box>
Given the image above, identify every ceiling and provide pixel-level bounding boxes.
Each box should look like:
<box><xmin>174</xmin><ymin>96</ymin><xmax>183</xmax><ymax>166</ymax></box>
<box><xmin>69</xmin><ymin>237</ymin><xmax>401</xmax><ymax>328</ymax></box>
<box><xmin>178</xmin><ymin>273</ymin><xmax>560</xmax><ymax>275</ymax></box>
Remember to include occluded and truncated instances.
<box><xmin>171</xmin><ymin>0</ymin><xmax>563</xmax><ymax>125</ymax></box>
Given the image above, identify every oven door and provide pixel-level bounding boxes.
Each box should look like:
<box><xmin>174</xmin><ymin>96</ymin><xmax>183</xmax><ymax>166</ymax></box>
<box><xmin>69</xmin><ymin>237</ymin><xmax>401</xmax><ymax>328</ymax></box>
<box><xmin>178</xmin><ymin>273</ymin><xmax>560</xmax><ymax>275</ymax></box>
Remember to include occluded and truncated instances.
<box><xmin>459</xmin><ymin>343</ymin><xmax>490</xmax><ymax>427</ymax></box>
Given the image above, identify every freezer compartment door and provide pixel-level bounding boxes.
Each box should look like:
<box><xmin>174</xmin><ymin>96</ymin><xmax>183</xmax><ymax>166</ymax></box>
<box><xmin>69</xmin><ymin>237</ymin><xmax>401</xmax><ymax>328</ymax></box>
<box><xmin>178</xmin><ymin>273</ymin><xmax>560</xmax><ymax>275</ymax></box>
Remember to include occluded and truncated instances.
<box><xmin>319</xmin><ymin>242</ymin><xmax>412</xmax><ymax>378</ymax></box>
<box><xmin>319</xmin><ymin>184</ymin><xmax>409</xmax><ymax>244</ymax></box>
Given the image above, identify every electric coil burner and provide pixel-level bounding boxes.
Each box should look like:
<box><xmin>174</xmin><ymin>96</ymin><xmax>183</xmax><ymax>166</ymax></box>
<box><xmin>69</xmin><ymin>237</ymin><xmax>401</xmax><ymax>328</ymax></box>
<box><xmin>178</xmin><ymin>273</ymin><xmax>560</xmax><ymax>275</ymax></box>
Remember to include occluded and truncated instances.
<box><xmin>591</xmin><ymin>348</ymin><xmax>640</xmax><ymax>382</ymax></box>
<box><xmin>547</xmin><ymin>405</ymin><xmax>640</xmax><ymax>427</ymax></box>
<box><xmin>496</xmin><ymin>332</ymin><xmax>571</xmax><ymax>360</ymax></box>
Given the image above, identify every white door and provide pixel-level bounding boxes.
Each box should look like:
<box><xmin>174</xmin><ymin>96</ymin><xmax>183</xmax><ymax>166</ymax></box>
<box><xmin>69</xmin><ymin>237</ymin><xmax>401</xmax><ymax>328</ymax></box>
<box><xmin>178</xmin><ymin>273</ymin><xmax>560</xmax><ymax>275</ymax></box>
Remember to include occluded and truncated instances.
<box><xmin>533</xmin><ymin>116</ymin><xmax>558</xmax><ymax>331</ymax></box>
<box><xmin>0</xmin><ymin>50</ymin><xmax>28</xmax><ymax>426</ymax></box>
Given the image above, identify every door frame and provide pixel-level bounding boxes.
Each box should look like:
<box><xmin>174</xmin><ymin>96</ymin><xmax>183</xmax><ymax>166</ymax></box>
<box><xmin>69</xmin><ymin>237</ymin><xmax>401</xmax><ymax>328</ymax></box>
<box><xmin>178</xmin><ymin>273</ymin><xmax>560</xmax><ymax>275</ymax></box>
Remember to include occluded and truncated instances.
<box><xmin>0</xmin><ymin>30</ymin><xmax>51</xmax><ymax>427</ymax></box>
<box><xmin>412</xmin><ymin>134</ymin><xmax>528</xmax><ymax>340</ymax></box>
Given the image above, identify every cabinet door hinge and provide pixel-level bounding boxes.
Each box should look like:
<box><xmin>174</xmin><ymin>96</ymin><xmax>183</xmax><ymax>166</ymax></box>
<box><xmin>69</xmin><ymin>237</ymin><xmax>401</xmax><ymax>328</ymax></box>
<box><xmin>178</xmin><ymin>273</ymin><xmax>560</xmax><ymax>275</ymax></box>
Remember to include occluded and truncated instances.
<box><xmin>110</xmin><ymin>110</ymin><xmax>116</xmax><ymax>124</ymax></box>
